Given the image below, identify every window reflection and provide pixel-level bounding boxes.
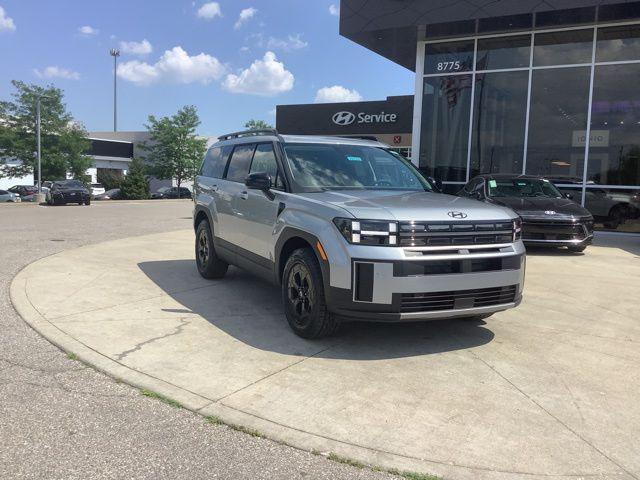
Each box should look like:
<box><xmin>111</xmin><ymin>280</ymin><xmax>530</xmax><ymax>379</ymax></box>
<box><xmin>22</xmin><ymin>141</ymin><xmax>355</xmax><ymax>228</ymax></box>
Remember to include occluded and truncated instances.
<box><xmin>597</xmin><ymin>25</ymin><xmax>640</xmax><ymax>62</ymax></box>
<box><xmin>588</xmin><ymin>64</ymin><xmax>640</xmax><ymax>187</ymax></box>
<box><xmin>470</xmin><ymin>71</ymin><xmax>528</xmax><ymax>177</ymax></box>
<box><xmin>419</xmin><ymin>76</ymin><xmax>472</xmax><ymax>182</ymax></box>
<box><xmin>476</xmin><ymin>36</ymin><xmax>530</xmax><ymax>70</ymax></box>
<box><xmin>526</xmin><ymin>67</ymin><xmax>590</xmax><ymax>180</ymax></box>
<box><xmin>533</xmin><ymin>29</ymin><xmax>593</xmax><ymax>66</ymax></box>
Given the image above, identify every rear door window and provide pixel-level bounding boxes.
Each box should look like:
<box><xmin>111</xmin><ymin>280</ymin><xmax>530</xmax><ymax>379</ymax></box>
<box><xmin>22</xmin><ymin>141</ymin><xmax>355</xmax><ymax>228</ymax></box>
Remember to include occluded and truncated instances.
<box><xmin>201</xmin><ymin>145</ymin><xmax>232</xmax><ymax>178</ymax></box>
<box><xmin>225</xmin><ymin>144</ymin><xmax>256</xmax><ymax>183</ymax></box>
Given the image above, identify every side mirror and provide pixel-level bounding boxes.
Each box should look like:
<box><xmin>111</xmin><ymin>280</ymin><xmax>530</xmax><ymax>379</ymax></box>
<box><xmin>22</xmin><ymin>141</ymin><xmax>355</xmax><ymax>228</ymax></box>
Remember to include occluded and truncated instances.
<box><xmin>245</xmin><ymin>172</ymin><xmax>272</xmax><ymax>191</ymax></box>
<box><xmin>565</xmin><ymin>193</ymin><xmax>574</xmax><ymax>200</ymax></box>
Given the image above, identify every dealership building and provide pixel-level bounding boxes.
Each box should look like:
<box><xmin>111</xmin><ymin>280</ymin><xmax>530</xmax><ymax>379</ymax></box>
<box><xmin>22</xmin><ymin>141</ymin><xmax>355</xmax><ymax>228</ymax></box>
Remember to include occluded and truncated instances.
<box><xmin>290</xmin><ymin>0</ymin><xmax>640</xmax><ymax>233</ymax></box>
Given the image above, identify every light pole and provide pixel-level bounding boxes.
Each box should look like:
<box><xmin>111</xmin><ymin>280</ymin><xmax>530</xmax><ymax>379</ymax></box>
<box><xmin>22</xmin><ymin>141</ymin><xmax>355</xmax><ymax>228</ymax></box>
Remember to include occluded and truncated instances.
<box><xmin>110</xmin><ymin>48</ymin><xmax>120</xmax><ymax>132</ymax></box>
<box><xmin>35</xmin><ymin>93</ymin><xmax>52</xmax><ymax>198</ymax></box>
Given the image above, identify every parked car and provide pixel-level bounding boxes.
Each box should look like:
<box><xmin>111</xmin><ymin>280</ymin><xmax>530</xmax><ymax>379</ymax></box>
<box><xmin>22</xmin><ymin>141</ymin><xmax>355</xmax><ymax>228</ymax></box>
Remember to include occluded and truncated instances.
<box><xmin>459</xmin><ymin>174</ymin><xmax>594</xmax><ymax>252</ymax></box>
<box><xmin>46</xmin><ymin>180</ymin><xmax>91</xmax><ymax>206</ymax></box>
<box><xmin>194</xmin><ymin>129</ymin><xmax>525</xmax><ymax>338</ymax></box>
<box><xmin>151</xmin><ymin>186</ymin><xmax>192</xmax><ymax>199</ymax></box>
<box><xmin>94</xmin><ymin>188</ymin><xmax>122</xmax><ymax>200</ymax></box>
<box><xmin>8</xmin><ymin>185</ymin><xmax>38</xmax><ymax>202</ymax></box>
<box><xmin>91</xmin><ymin>183</ymin><xmax>106</xmax><ymax>197</ymax></box>
<box><xmin>0</xmin><ymin>189</ymin><xmax>21</xmax><ymax>202</ymax></box>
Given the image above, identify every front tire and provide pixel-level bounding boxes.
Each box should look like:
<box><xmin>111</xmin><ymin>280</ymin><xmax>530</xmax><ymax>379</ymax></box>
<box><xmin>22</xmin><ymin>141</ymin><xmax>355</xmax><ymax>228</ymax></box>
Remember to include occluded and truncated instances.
<box><xmin>195</xmin><ymin>219</ymin><xmax>228</xmax><ymax>279</ymax></box>
<box><xmin>568</xmin><ymin>244</ymin><xmax>587</xmax><ymax>253</ymax></box>
<box><xmin>282</xmin><ymin>248</ymin><xmax>339</xmax><ymax>339</ymax></box>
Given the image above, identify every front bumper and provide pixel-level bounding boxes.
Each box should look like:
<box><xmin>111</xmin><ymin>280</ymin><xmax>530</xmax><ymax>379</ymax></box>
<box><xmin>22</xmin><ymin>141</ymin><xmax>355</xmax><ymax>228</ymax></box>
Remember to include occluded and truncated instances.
<box><xmin>324</xmin><ymin>241</ymin><xmax>526</xmax><ymax>322</ymax></box>
<box><xmin>521</xmin><ymin>218</ymin><xmax>594</xmax><ymax>247</ymax></box>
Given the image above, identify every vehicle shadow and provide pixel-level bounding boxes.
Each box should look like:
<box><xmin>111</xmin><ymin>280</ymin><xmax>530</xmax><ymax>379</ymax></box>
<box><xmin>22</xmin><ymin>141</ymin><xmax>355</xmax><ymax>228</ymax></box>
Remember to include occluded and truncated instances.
<box><xmin>138</xmin><ymin>259</ymin><xmax>495</xmax><ymax>360</ymax></box>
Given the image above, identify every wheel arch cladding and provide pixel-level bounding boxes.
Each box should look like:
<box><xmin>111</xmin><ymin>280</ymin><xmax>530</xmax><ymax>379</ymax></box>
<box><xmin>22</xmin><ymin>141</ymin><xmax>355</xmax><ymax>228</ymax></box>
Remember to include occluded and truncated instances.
<box><xmin>193</xmin><ymin>207</ymin><xmax>211</xmax><ymax>232</ymax></box>
<box><xmin>276</xmin><ymin>229</ymin><xmax>330</xmax><ymax>291</ymax></box>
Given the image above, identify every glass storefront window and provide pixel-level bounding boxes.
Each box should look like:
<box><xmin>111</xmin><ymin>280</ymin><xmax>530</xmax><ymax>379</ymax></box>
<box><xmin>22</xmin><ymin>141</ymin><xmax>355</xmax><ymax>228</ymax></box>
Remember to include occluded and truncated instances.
<box><xmin>470</xmin><ymin>71</ymin><xmax>528</xmax><ymax>177</ymax></box>
<box><xmin>424</xmin><ymin>40</ymin><xmax>474</xmax><ymax>75</ymax></box>
<box><xmin>533</xmin><ymin>29</ymin><xmax>593</xmax><ymax>66</ymax></box>
<box><xmin>476</xmin><ymin>36</ymin><xmax>530</xmax><ymax>70</ymax></box>
<box><xmin>588</xmin><ymin>64</ymin><xmax>640</xmax><ymax>186</ymax></box>
<box><xmin>596</xmin><ymin>25</ymin><xmax>640</xmax><ymax>62</ymax></box>
<box><xmin>419</xmin><ymin>75</ymin><xmax>472</xmax><ymax>182</ymax></box>
<box><xmin>525</xmin><ymin>67</ymin><xmax>591</xmax><ymax>180</ymax></box>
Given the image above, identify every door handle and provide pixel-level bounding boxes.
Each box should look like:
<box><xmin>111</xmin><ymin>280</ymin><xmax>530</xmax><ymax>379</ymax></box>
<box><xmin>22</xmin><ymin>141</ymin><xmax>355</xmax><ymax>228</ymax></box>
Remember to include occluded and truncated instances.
<box><xmin>239</xmin><ymin>191</ymin><xmax>249</xmax><ymax>200</ymax></box>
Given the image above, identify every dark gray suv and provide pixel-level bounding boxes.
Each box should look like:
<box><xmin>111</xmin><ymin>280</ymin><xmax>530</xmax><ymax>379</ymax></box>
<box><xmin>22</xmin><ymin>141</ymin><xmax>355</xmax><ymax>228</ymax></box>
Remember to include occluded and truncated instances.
<box><xmin>194</xmin><ymin>129</ymin><xmax>525</xmax><ymax>338</ymax></box>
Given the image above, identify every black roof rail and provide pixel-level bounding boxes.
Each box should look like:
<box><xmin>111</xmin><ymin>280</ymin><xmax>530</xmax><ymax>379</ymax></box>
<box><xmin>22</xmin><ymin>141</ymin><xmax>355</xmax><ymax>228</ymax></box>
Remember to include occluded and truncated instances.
<box><xmin>335</xmin><ymin>135</ymin><xmax>379</xmax><ymax>141</ymax></box>
<box><xmin>217</xmin><ymin>128</ymin><xmax>280</xmax><ymax>141</ymax></box>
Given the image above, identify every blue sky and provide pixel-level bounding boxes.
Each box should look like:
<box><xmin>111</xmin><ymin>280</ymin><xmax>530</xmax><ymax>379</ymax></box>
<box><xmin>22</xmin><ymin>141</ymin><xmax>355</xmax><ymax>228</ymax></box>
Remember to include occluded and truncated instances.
<box><xmin>0</xmin><ymin>1</ymin><xmax>413</xmax><ymax>136</ymax></box>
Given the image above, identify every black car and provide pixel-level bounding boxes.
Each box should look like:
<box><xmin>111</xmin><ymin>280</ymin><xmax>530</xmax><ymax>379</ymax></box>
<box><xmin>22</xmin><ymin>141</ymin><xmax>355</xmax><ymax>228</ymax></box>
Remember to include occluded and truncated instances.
<box><xmin>459</xmin><ymin>175</ymin><xmax>594</xmax><ymax>252</ymax></box>
<box><xmin>94</xmin><ymin>188</ymin><xmax>122</xmax><ymax>200</ymax></box>
<box><xmin>46</xmin><ymin>180</ymin><xmax>91</xmax><ymax>206</ymax></box>
<box><xmin>151</xmin><ymin>186</ymin><xmax>192</xmax><ymax>199</ymax></box>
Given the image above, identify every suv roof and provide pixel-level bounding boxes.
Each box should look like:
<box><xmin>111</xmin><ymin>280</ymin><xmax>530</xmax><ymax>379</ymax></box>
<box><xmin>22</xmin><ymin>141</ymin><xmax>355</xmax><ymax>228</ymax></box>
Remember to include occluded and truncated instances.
<box><xmin>215</xmin><ymin>128</ymin><xmax>388</xmax><ymax>148</ymax></box>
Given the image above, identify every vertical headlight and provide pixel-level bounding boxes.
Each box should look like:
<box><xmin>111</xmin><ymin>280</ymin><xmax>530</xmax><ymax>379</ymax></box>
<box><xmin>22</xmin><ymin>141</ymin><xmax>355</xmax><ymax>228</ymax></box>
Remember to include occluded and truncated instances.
<box><xmin>333</xmin><ymin>218</ymin><xmax>399</xmax><ymax>246</ymax></box>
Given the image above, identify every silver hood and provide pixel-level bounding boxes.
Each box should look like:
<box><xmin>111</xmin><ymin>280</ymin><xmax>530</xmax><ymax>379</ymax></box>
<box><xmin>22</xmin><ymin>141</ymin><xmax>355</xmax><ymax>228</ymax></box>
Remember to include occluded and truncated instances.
<box><xmin>299</xmin><ymin>190</ymin><xmax>517</xmax><ymax>222</ymax></box>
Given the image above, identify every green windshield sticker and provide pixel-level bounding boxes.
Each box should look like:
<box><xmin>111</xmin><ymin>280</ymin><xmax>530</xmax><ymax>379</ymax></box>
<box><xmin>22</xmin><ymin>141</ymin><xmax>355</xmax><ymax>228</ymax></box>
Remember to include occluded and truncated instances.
<box><xmin>347</xmin><ymin>156</ymin><xmax>362</xmax><ymax>162</ymax></box>
<box><xmin>517</xmin><ymin>182</ymin><xmax>527</xmax><ymax>186</ymax></box>
<box><xmin>489</xmin><ymin>180</ymin><xmax>497</xmax><ymax>188</ymax></box>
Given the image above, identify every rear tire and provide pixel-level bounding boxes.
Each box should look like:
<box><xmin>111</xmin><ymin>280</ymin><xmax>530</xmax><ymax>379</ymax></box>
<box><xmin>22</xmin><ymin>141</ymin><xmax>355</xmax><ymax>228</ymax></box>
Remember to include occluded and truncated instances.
<box><xmin>282</xmin><ymin>248</ymin><xmax>339</xmax><ymax>339</ymax></box>
<box><xmin>568</xmin><ymin>245</ymin><xmax>587</xmax><ymax>253</ymax></box>
<box><xmin>85</xmin><ymin>198</ymin><xmax>91</xmax><ymax>206</ymax></box>
<box><xmin>195</xmin><ymin>219</ymin><xmax>228</xmax><ymax>279</ymax></box>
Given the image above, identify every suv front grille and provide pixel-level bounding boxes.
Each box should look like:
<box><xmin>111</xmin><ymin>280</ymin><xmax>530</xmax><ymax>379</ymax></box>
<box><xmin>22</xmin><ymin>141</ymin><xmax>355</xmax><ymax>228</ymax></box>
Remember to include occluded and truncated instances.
<box><xmin>400</xmin><ymin>285</ymin><xmax>518</xmax><ymax>313</ymax></box>
<box><xmin>398</xmin><ymin>221</ymin><xmax>514</xmax><ymax>247</ymax></box>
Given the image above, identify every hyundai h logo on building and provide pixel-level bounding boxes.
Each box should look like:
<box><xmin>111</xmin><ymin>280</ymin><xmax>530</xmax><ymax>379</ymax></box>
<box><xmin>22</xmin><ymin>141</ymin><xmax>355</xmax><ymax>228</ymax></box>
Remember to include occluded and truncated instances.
<box><xmin>332</xmin><ymin>110</ymin><xmax>398</xmax><ymax>127</ymax></box>
<box><xmin>332</xmin><ymin>111</ymin><xmax>356</xmax><ymax>126</ymax></box>
<box><xmin>447</xmin><ymin>211</ymin><xmax>468</xmax><ymax>219</ymax></box>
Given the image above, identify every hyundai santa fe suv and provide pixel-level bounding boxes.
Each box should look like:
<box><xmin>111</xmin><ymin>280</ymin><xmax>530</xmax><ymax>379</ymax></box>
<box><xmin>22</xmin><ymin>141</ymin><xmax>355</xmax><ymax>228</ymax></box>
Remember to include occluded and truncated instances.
<box><xmin>193</xmin><ymin>129</ymin><xmax>525</xmax><ymax>338</ymax></box>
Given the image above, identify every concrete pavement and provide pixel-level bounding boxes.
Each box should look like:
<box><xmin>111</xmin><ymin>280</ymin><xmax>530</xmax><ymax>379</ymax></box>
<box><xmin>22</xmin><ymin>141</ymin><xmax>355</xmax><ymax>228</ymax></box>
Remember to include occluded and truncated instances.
<box><xmin>1</xmin><ymin>201</ymin><xmax>397</xmax><ymax>480</ymax></box>
<box><xmin>9</xmin><ymin>218</ymin><xmax>640</xmax><ymax>480</ymax></box>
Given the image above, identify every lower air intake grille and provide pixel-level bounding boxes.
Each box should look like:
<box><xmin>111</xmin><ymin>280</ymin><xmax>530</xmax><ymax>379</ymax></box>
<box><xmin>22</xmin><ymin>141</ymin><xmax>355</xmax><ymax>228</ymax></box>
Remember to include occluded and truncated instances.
<box><xmin>400</xmin><ymin>285</ymin><xmax>518</xmax><ymax>313</ymax></box>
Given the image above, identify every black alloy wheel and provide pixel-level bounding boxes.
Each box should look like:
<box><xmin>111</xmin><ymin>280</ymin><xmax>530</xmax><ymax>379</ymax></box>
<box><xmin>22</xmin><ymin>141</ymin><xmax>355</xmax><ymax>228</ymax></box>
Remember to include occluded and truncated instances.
<box><xmin>281</xmin><ymin>248</ymin><xmax>339</xmax><ymax>339</ymax></box>
<box><xmin>195</xmin><ymin>219</ymin><xmax>228</xmax><ymax>279</ymax></box>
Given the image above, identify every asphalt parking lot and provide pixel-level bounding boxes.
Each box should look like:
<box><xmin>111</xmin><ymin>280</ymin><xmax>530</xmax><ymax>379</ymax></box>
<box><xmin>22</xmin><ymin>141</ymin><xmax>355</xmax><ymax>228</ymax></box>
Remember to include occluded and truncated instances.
<box><xmin>0</xmin><ymin>201</ymin><xmax>396</xmax><ymax>480</ymax></box>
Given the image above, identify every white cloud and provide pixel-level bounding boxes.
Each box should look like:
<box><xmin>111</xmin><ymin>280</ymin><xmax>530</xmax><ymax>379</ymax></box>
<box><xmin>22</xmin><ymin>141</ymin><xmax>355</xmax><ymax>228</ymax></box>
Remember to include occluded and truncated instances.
<box><xmin>266</xmin><ymin>34</ymin><xmax>308</xmax><ymax>51</ymax></box>
<box><xmin>34</xmin><ymin>66</ymin><xmax>80</xmax><ymax>80</ymax></box>
<box><xmin>197</xmin><ymin>2</ymin><xmax>222</xmax><ymax>20</ymax></box>
<box><xmin>223</xmin><ymin>51</ymin><xmax>294</xmax><ymax>96</ymax></box>
<box><xmin>315</xmin><ymin>85</ymin><xmax>362</xmax><ymax>103</ymax></box>
<box><xmin>119</xmin><ymin>39</ymin><xmax>153</xmax><ymax>56</ymax></box>
<box><xmin>234</xmin><ymin>7</ymin><xmax>257</xmax><ymax>29</ymax></box>
<box><xmin>117</xmin><ymin>46</ymin><xmax>225</xmax><ymax>86</ymax></box>
<box><xmin>78</xmin><ymin>25</ymin><xmax>99</xmax><ymax>36</ymax></box>
<box><xmin>329</xmin><ymin>4</ymin><xmax>340</xmax><ymax>16</ymax></box>
<box><xmin>0</xmin><ymin>6</ymin><xmax>16</xmax><ymax>32</ymax></box>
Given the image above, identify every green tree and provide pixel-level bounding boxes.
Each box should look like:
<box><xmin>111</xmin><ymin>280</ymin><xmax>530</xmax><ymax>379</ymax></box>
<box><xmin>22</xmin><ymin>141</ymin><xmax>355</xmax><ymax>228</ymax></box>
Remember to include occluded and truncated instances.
<box><xmin>0</xmin><ymin>80</ymin><xmax>92</xmax><ymax>181</ymax></box>
<box><xmin>97</xmin><ymin>169</ymin><xmax>123</xmax><ymax>191</ymax></box>
<box><xmin>244</xmin><ymin>119</ymin><xmax>273</xmax><ymax>130</ymax></box>
<box><xmin>143</xmin><ymin>106</ymin><xmax>207</xmax><ymax>194</ymax></box>
<box><xmin>120</xmin><ymin>157</ymin><xmax>149</xmax><ymax>200</ymax></box>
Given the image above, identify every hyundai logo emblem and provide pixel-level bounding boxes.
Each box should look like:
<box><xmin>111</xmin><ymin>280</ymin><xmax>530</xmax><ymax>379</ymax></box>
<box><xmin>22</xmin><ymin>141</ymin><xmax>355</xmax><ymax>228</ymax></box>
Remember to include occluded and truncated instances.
<box><xmin>447</xmin><ymin>211</ymin><xmax>468</xmax><ymax>219</ymax></box>
<box><xmin>332</xmin><ymin>111</ymin><xmax>356</xmax><ymax>126</ymax></box>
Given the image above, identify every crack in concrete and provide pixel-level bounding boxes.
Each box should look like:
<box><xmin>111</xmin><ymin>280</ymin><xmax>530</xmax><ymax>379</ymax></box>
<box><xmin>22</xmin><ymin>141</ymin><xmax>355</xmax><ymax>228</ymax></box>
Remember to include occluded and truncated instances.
<box><xmin>114</xmin><ymin>318</ymin><xmax>191</xmax><ymax>361</ymax></box>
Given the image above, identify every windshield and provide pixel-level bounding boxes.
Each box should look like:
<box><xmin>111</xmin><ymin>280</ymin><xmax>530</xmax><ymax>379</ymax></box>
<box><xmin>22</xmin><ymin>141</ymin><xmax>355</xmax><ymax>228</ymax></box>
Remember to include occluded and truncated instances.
<box><xmin>488</xmin><ymin>178</ymin><xmax>563</xmax><ymax>198</ymax></box>
<box><xmin>283</xmin><ymin>143</ymin><xmax>431</xmax><ymax>192</ymax></box>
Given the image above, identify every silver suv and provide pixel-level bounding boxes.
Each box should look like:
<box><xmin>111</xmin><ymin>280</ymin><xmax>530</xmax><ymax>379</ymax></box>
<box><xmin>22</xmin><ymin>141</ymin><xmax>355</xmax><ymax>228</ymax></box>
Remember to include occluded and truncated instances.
<box><xmin>194</xmin><ymin>129</ymin><xmax>525</xmax><ymax>338</ymax></box>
